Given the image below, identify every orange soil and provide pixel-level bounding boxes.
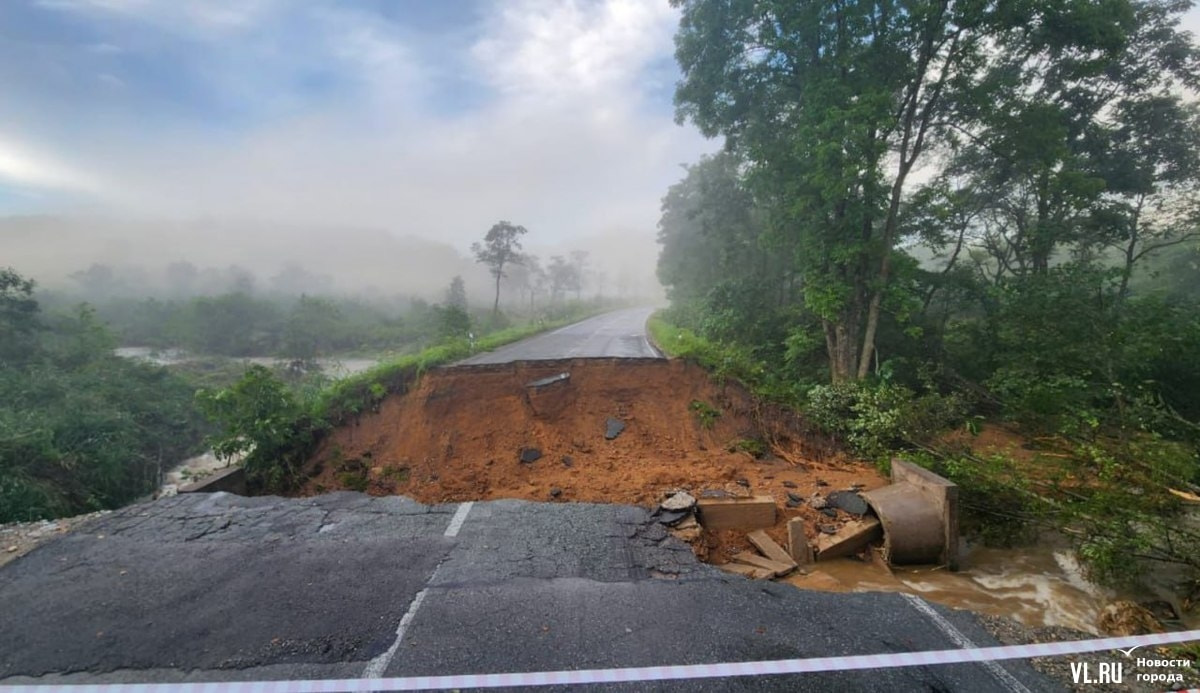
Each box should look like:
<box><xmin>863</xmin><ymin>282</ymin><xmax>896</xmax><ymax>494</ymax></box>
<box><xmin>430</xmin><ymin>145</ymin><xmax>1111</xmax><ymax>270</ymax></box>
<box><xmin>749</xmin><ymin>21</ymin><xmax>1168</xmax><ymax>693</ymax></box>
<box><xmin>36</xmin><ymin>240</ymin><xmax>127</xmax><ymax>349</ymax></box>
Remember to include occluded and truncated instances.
<box><xmin>299</xmin><ymin>358</ymin><xmax>887</xmax><ymax>560</ymax></box>
<box><xmin>940</xmin><ymin>423</ymin><xmax>1042</xmax><ymax>464</ymax></box>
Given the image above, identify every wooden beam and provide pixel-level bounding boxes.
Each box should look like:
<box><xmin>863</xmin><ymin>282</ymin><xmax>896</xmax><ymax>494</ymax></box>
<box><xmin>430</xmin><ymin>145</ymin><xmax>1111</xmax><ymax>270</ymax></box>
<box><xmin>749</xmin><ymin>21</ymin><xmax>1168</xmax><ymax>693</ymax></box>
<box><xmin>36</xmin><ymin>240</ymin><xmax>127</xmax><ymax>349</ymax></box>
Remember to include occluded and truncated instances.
<box><xmin>787</xmin><ymin>518</ymin><xmax>814</xmax><ymax>565</ymax></box>
<box><xmin>731</xmin><ymin>552</ymin><xmax>795</xmax><ymax>577</ymax></box>
<box><xmin>747</xmin><ymin>530</ymin><xmax>796</xmax><ymax>567</ymax></box>
<box><xmin>696</xmin><ymin>496</ymin><xmax>776</xmax><ymax>531</ymax></box>
<box><xmin>815</xmin><ymin>517</ymin><xmax>883</xmax><ymax>560</ymax></box>
<box><xmin>718</xmin><ymin>562</ymin><xmax>773</xmax><ymax>580</ymax></box>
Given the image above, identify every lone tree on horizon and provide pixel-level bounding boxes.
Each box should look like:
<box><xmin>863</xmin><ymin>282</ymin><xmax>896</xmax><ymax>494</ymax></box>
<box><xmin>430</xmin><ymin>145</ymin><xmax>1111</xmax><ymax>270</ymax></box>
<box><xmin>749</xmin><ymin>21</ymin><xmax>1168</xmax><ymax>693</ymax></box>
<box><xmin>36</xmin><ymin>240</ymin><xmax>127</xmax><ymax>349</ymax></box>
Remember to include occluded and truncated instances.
<box><xmin>472</xmin><ymin>220</ymin><xmax>528</xmax><ymax>316</ymax></box>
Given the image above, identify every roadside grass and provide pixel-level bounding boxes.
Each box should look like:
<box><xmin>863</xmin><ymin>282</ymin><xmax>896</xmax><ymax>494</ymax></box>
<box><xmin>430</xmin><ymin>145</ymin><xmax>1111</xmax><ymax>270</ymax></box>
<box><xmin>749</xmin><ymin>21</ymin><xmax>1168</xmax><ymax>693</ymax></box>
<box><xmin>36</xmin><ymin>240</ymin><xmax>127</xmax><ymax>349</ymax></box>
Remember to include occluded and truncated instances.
<box><xmin>647</xmin><ymin>314</ymin><xmax>767</xmax><ymax>391</ymax></box>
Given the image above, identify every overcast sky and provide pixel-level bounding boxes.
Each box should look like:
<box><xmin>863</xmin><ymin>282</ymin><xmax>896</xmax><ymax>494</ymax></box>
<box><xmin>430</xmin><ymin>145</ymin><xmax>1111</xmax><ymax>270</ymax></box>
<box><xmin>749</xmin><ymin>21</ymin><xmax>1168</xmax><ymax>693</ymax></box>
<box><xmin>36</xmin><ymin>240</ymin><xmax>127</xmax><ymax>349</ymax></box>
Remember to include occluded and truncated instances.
<box><xmin>0</xmin><ymin>0</ymin><xmax>718</xmax><ymax>247</ymax></box>
<box><xmin>2</xmin><ymin>1</ymin><xmax>1199</xmax><ymax>250</ymax></box>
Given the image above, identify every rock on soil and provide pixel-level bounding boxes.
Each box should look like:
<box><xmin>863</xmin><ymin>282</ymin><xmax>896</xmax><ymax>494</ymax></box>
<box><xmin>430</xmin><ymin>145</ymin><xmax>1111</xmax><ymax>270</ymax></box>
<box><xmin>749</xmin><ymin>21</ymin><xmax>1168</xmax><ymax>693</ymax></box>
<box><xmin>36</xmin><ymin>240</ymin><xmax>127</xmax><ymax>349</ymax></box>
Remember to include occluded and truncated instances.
<box><xmin>301</xmin><ymin>359</ymin><xmax>882</xmax><ymax>510</ymax></box>
<box><xmin>604</xmin><ymin>417</ymin><xmax>625</xmax><ymax>440</ymax></box>
<box><xmin>825</xmin><ymin>490</ymin><xmax>869</xmax><ymax>516</ymax></box>
<box><xmin>660</xmin><ymin>491</ymin><xmax>697</xmax><ymax>512</ymax></box>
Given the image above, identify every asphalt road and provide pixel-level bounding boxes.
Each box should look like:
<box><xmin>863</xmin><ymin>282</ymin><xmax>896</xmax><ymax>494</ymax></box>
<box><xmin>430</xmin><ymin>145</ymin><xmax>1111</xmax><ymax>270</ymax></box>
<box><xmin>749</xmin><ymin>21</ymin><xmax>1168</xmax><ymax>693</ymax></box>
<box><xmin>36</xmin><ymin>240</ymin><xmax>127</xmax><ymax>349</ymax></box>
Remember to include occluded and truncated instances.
<box><xmin>0</xmin><ymin>493</ymin><xmax>1057</xmax><ymax>691</ymax></box>
<box><xmin>457</xmin><ymin>307</ymin><xmax>661</xmax><ymax>365</ymax></box>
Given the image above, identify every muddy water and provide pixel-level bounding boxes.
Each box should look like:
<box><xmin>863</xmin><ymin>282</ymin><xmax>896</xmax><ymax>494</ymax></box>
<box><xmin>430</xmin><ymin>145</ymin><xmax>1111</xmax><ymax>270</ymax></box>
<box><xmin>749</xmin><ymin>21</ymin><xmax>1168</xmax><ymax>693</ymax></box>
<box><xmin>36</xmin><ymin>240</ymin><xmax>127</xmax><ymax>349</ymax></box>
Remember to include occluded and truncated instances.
<box><xmin>789</xmin><ymin>536</ymin><xmax>1198</xmax><ymax>634</ymax></box>
<box><xmin>118</xmin><ymin>349</ymin><xmax>380</xmax><ymax>497</ymax></box>
<box><xmin>155</xmin><ymin>452</ymin><xmax>234</xmax><ymax>498</ymax></box>
<box><xmin>115</xmin><ymin>347</ymin><xmax>380</xmax><ymax>378</ymax></box>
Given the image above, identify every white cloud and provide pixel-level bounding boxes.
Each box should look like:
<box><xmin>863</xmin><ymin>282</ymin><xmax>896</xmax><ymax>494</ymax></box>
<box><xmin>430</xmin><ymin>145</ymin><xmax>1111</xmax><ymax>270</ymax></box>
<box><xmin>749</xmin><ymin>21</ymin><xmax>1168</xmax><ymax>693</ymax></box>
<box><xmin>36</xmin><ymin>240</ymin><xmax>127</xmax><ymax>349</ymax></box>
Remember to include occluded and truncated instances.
<box><xmin>3</xmin><ymin>0</ymin><xmax>717</xmax><ymax>258</ymax></box>
<box><xmin>472</xmin><ymin>0</ymin><xmax>677</xmax><ymax>103</ymax></box>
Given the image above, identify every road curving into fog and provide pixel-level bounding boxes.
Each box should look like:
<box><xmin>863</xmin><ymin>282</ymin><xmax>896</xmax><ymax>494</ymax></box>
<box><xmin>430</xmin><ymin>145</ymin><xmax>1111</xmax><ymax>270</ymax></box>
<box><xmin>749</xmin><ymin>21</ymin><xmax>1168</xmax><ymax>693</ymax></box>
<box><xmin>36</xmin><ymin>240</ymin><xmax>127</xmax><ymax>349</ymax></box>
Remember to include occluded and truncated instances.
<box><xmin>457</xmin><ymin>306</ymin><xmax>662</xmax><ymax>365</ymax></box>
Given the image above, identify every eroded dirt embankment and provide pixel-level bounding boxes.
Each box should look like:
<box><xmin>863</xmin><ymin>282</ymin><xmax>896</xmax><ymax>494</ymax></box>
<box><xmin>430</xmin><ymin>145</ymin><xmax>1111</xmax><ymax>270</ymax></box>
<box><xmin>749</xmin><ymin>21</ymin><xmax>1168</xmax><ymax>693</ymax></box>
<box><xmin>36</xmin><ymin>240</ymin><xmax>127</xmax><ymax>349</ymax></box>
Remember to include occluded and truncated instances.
<box><xmin>299</xmin><ymin>358</ymin><xmax>887</xmax><ymax>558</ymax></box>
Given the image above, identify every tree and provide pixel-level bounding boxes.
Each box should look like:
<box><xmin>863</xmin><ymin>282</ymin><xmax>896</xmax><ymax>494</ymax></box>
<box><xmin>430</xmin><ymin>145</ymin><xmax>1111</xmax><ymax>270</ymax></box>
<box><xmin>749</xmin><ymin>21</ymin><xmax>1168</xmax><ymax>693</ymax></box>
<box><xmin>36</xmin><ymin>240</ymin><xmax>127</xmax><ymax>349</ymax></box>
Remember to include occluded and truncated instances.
<box><xmin>164</xmin><ymin>261</ymin><xmax>199</xmax><ymax>297</ymax></box>
<box><xmin>506</xmin><ymin>255</ymin><xmax>545</xmax><ymax>315</ymax></box>
<box><xmin>546</xmin><ymin>255</ymin><xmax>579</xmax><ymax>303</ymax></box>
<box><xmin>569</xmin><ymin>251</ymin><xmax>589</xmax><ymax>300</ymax></box>
<box><xmin>670</xmin><ymin>0</ymin><xmax>1140</xmax><ymax>382</ymax></box>
<box><xmin>445</xmin><ymin>275</ymin><xmax>468</xmax><ymax>310</ymax></box>
<box><xmin>472</xmin><ymin>221</ymin><xmax>528</xmax><ymax>315</ymax></box>
<box><xmin>281</xmin><ymin>295</ymin><xmax>344</xmax><ymax>362</ymax></box>
<box><xmin>656</xmin><ymin>153</ymin><xmax>769</xmax><ymax>307</ymax></box>
<box><xmin>0</xmin><ymin>267</ymin><xmax>40</xmax><ymax>364</ymax></box>
<box><xmin>70</xmin><ymin>263</ymin><xmax>119</xmax><ymax>299</ymax></box>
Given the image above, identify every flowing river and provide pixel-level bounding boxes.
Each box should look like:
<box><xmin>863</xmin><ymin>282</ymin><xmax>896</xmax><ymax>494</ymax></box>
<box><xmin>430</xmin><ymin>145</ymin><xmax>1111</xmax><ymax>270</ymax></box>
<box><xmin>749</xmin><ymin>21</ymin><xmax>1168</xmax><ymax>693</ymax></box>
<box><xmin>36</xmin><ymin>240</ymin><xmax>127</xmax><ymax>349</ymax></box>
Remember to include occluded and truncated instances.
<box><xmin>789</xmin><ymin>533</ymin><xmax>1199</xmax><ymax>634</ymax></box>
<box><xmin>115</xmin><ymin>347</ymin><xmax>380</xmax><ymax>497</ymax></box>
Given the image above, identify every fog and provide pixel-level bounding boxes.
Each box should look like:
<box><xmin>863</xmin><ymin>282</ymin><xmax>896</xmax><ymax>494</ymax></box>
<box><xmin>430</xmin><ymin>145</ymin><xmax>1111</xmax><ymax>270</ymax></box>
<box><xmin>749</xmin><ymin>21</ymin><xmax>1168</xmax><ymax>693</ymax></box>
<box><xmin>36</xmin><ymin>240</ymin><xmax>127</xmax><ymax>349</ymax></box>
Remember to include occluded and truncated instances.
<box><xmin>1</xmin><ymin>215</ymin><xmax>663</xmax><ymax>305</ymax></box>
<box><xmin>0</xmin><ymin>1</ymin><xmax>719</xmax><ymax>304</ymax></box>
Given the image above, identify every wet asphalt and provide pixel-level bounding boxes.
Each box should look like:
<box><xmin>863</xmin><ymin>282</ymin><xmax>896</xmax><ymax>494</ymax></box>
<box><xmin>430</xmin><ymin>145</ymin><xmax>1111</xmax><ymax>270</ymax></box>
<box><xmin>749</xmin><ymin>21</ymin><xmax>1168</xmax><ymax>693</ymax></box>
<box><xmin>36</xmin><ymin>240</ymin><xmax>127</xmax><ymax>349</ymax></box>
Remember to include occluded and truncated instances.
<box><xmin>0</xmin><ymin>493</ymin><xmax>1058</xmax><ymax>691</ymax></box>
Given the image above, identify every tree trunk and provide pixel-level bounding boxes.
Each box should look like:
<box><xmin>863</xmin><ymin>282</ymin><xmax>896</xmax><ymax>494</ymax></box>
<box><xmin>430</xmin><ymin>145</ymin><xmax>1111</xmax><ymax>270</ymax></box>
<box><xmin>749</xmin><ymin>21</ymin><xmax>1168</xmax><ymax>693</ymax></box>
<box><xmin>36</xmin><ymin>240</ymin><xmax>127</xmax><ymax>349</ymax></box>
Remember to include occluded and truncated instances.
<box><xmin>493</xmin><ymin>269</ymin><xmax>502</xmax><ymax>316</ymax></box>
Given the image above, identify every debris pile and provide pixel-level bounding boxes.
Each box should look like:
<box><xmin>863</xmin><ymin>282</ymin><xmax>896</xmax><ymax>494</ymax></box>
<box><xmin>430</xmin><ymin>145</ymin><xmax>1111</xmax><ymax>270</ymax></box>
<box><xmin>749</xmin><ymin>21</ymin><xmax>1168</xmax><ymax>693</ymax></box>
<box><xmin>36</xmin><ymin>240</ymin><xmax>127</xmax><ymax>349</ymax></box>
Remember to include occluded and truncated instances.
<box><xmin>684</xmin><ymin>460</ymin><xmax>961</xmax><ymax>580</ymax></box>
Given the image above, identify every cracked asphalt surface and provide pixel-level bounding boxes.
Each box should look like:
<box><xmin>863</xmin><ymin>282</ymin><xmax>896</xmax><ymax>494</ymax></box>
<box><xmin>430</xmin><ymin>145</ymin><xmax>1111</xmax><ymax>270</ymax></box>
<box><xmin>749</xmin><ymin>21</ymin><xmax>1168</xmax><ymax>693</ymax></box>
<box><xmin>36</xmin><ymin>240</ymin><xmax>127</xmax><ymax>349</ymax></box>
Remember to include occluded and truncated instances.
<box><xmin>0</xmin><ymin>492</ymin><xmax>1058</xmax><ymax>691</ymax></box>
<box><xmin>457</xmin><ymin>307</ymin><xmax>661</xmax><ymax>365</ymax></box>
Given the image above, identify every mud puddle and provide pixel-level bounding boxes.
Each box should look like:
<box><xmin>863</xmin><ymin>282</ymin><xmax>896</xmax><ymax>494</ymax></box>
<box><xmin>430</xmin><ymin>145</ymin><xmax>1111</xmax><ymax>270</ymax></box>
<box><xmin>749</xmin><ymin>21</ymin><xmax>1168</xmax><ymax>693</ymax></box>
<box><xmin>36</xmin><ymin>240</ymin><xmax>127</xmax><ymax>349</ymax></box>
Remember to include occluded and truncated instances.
<box><xmin>788</xmin><ymin>538</ymin><xmax>1198</xmax><ymax>634</ymax></box>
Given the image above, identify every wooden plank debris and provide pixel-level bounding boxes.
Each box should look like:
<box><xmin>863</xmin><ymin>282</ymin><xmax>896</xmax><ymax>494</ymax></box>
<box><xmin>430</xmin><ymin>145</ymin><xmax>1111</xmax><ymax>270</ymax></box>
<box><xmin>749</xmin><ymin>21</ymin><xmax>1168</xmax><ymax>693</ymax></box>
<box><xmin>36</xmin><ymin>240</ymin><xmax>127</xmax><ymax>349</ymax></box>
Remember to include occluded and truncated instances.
<box><xmin>786</xmin><ymin>518</ymin><xmax>813</xmax><ymax>565</ymax></box>
<box><xmin>695</xmin><ymin>496</ymin><xmax>776</xmax><ymax>531</ymax></box>
<box><xmin>730</xmin><ymin>552</ymin><xmax>795</xmax><ymax>577</ymax></box>
<box><xmin>747</xmin><ymin>530</ymin><xmax>795</xmax><ymax>567</ymax></box>
<box><xmin>717</xmin><ymin>563</ymin><xmax>773</xmax><ymax>580</ymax></box>
<box><xmin>814</xmin><ymin>517</ymin><xmax>882</xmax><ymax>560</ymax></box>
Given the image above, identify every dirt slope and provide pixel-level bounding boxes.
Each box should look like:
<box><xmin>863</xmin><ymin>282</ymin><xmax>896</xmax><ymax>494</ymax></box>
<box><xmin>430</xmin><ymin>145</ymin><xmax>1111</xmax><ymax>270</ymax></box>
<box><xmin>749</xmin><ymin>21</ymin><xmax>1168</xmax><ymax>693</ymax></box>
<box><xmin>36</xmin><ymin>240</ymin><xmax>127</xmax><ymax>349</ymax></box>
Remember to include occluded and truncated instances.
<box><xmin>300</xmin><ymin>358</ymin><xmax>886</xmax><ymax>557</ymax></box>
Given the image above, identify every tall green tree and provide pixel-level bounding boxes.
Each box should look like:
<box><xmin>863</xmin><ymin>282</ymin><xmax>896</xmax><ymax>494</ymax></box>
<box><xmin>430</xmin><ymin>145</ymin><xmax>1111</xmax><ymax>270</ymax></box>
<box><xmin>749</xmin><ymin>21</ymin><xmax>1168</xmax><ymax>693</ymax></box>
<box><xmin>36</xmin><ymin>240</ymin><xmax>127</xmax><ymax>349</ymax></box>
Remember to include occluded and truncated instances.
<box><xmin>670</xmin><ymin>0</ymin><xmax>1141</xmax><ymax>382</ymax></box>
<box><xmin>0</xmin><ymin>267</ymin><xmax>40</xmax><ymax>364</ymax></box>
<box><xmin>472</xmin><ymin>220</ymin><xmax>528</xmax><ymax>316</ymax></box>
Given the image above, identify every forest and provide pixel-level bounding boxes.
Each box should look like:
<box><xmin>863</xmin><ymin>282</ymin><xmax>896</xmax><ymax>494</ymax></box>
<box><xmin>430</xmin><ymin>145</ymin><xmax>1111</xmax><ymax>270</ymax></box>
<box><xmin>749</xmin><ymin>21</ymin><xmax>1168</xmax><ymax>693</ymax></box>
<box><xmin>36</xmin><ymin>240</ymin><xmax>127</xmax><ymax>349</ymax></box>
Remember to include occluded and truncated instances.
<box><xmin>0</xmin><ymin>220</ymin><xmax>610</xmax><ymax>523</ymax></box>
<box><xmin>655</xmin><ymin>0</ymin><xmax>1200</xmax><ymax>585</ymax></box>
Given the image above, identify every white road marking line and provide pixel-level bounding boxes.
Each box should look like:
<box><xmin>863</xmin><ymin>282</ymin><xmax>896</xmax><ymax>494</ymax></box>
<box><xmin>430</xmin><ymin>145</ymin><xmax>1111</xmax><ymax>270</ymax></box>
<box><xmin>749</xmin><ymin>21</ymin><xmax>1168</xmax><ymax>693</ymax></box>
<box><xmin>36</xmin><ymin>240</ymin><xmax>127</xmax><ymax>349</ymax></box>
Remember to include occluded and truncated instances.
<box><xmin>362</xmin><ymin>584</ymin><xmax>431</xmax><ymax>678</ymax></box>
<box><xmin>901</xmin><ymin>593</ymin><xmax>1033</xmax><ymax>693</ymax></box>
<box><xmin>363</xmin><ymin>502</ymin><xmax>473</xmax><ymax>678</ymax></box>
<box><xmin>443</xmin><ymin>501</ymin><xmax>473</xmax><ymax>538</ymax></box>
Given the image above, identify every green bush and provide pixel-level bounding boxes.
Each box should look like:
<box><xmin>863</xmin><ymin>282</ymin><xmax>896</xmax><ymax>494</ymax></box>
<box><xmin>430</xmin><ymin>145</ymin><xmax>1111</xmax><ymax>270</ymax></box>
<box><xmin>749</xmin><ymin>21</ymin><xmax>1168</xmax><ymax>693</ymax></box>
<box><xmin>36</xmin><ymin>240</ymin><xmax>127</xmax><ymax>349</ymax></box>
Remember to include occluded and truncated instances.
<box><xmin>0</xmin><ymin>276</ymin><xmax>208</xmax><ymax>522</ymax></box>
<box><xmin>805</xmin><ymin>381</ymin><xmax>967</xmax><ymax>460</ymax></box>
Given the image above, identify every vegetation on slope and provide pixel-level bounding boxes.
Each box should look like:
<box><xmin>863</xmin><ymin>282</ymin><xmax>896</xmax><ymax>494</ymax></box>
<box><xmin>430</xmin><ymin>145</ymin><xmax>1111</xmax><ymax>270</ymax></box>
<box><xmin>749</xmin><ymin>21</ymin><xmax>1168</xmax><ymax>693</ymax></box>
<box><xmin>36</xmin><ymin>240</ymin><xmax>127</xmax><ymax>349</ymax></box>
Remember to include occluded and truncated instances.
<box><xmin>660</xmin><ymin>0</ymin><xmax>1200</xmax><ymax>586</ymax></box>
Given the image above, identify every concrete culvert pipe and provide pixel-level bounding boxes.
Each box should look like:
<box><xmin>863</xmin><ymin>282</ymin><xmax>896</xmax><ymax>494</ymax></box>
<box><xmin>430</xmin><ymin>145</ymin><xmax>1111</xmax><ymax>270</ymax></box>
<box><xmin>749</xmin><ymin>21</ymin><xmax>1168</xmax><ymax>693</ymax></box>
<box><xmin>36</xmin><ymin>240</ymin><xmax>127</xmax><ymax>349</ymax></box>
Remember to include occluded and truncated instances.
<box><xmin>861</xmin><ymin>483</ymin><xmax>944</xmax><ymax>566</ymax></box>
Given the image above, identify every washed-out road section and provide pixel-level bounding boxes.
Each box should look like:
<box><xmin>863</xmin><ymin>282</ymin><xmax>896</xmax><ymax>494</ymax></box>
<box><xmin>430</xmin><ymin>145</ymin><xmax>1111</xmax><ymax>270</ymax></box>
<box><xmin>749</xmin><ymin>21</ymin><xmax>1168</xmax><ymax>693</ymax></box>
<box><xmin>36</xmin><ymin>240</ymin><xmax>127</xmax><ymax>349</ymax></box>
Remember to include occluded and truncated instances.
<box><xmin>0</xmin><ymin>492</ymin><xmax>1054</xmax><ymax>691</ymax></box>
<box><xmin>458</xmin><ymin>306</ymin><xmax>661</xmax><ymax>365</ymax></box>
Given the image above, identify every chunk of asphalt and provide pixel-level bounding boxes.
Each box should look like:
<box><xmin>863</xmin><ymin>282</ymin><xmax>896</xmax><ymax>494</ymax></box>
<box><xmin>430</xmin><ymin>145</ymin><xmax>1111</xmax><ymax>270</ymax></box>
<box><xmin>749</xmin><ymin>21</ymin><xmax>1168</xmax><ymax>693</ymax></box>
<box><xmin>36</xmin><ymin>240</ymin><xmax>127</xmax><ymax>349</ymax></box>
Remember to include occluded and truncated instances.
<box><xmin>549</xmin><ymin>487</ymin><xmax>562</xmax><ymax>499</ymax></box>
<box><xmin>519</xmin><ymin>448</ymin><xmax>542</xmax><ymax>464</ymax></box>
<box><xmin>782</xmin><ymin>480</ymin><xmax>797</xmax><ymax>489</ymax></box>
<box><xmin>821</xmin><ymin>507</ymin><xmax>838</xmax><ymax>518</ymax></box>
<box><xmin>657</xmin><ymin>510</ymin><xmax>690</xmax><ymax>526</ymax></box>
<box><xmin>786</xmin><ymin>498</ymin><xmax>802</xmax><ymax>509</ymax></box>
<box><xmin>561</xmin><ymin>455</ymin><xmax>574</xmax><ymax>467</ymax></box>
<box><xmin>786</xmin><ymin>492</ymin><xmax>803</xmax><ymax>504</ymax></box>
<box><xmin>826</xmin><ymin>491</ymin><xmax>869</xmax><ymax>516</ymax></box>
<box><xmin>526</xmin><ymin>372</ymin><xmax>570</xmax><ymax>389</ymax></box>
<box><xmin>604</xmin><ymin>417</ymin><xmax>626</xmax><ymax>440</ymax></box>
<box><xmin>660</xmin><ymin>491</ymin><xmax>696</xmax><ymax>512</ymax></box>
